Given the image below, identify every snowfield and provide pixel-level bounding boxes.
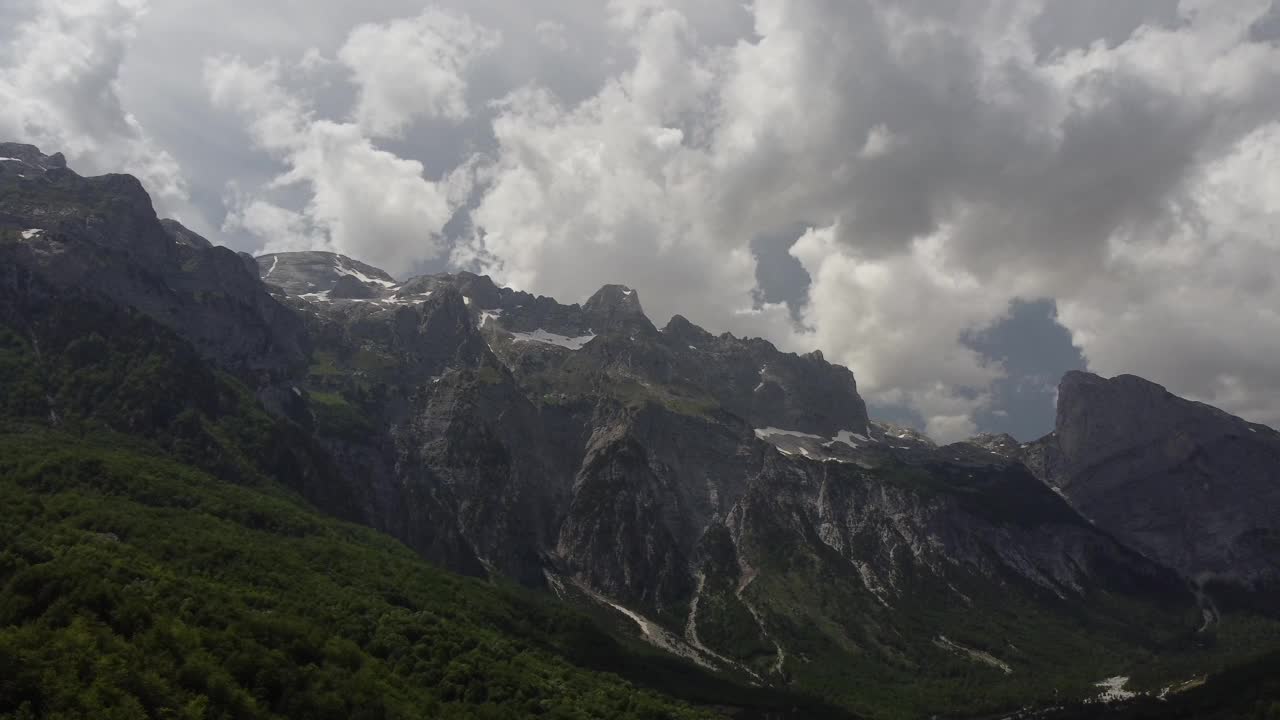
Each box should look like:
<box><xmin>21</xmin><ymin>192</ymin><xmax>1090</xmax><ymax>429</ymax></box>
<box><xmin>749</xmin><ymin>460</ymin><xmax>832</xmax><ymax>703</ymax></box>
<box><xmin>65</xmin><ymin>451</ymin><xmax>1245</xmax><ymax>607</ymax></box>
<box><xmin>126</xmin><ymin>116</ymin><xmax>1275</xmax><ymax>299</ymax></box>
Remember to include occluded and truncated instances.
<box><xmin>510</xmin><ymin>328</ymin><xmax>596</xmax><ymax>350</ymax></box>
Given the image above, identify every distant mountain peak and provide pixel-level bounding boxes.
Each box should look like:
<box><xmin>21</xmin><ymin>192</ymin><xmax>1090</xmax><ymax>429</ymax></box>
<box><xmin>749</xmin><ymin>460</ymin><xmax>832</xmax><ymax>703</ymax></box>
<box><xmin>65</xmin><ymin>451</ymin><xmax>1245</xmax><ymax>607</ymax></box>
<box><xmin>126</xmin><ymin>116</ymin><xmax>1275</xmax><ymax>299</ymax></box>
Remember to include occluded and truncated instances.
<box><xmin>662</xmin><ymin>314</ymin><xmax>713</xmax><ymax>342</ymax></box>
<box><xmin>583</xmin><ymin>283</ymin><xmax>653</xmax><ymax>333</ymax></box>
<box><xmin>2</xmin><ymin>143</ymin><xmax>305</xmax><ymax>373</ymax></box>
<box><xmin>965</xmin><ymin>432</ymin><xmax>1022</xmax><ymax>456</ymax></box>
<box><xmin>1010</xmin><ymin>370</ymin><xmax>1280</xmax><ymax>585</ymax></box>
<box><xmin>0</xmin><ymin>142</ymin><xmax>66</xmax><ymax>172</ymax></box>
<box><xmin>585</xmin><ymin>283</ymin><xmax>642</xmax><ymax>309</ymax></box>
<box><xmin>256</xmin><ymin>250</ymin><xmax>396</xmax><ymax>296</ymax></box>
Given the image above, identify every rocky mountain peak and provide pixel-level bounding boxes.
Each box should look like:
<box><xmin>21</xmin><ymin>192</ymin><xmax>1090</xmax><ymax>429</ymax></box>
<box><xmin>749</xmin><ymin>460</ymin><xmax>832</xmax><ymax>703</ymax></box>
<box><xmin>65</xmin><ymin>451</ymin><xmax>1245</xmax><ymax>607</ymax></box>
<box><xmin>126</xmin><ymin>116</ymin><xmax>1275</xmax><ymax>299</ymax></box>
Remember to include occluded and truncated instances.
<box><xmin>257</xmin><ymin>251</ymin><xmax>397</xmax><ymax>297</ymax></box>
<box><xmin>661</xmin><ymin>314</ymin><xmax>712</xmax><ymax>342</ymax></box>
<box><xmin>587</xmin><ymin>283</ymin><xmax>641</xmax><ymax>304</ymax></box>
<box><xmin>425</xmin><ymin>284</ymin><xmax>471</xmax><ymax>316</ymax></box>
<box><xmin>1053</xmin><ymin>370</ymin><xmax>1232</xmax><ymax>460</ymax></box>
<box><xmin>1014</xmin><ymin>370</ymin><xmax>1280</xmax><ymax>586</ymax></box>
<box><xmin>383</xmin><ymin>286</ymin><xmax>491</xmax><ymax>372</ymax></box>
<box><xmin>2</xmin><ymin>142</ymin><xmax>165</xmax><ymax>261</ymax></box>
<box><xmin>160</xmin><ymin>218</ymin><xmax>215</xmax><ymax>250</ymax></box>
<box><xmin>2</xmin><ymin>143</ymin><xmax>305</xmax><ymax>375</ymax></box>
<box><xmin>583</xmin><ymin>284</ymin><xmax>653</xmax><ymax>333</ymax></box>
<box><xmin>451</xmin><ymin>272</ymin><xmax>503</xmax><ymax>307</ymax></box>
<box><xmin>965</xmin><ymin>432</ymin><xmax>1022</xmax><ymax>456</ymax></box>
<box><xmin>0</xmin><ymin>142</ymin><xmax>66</xmax><ymax>172</ymax></box>
<box><xmin>871</xmin><ymin>421</ymin><xmax>937</xmax><ymax>448</ymax></box>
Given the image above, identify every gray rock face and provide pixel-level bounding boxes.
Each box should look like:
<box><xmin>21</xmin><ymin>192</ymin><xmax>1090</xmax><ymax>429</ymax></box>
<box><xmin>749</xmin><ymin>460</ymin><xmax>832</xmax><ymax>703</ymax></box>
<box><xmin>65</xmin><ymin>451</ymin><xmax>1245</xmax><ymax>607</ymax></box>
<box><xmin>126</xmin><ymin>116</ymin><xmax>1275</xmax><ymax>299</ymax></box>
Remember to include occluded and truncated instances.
<box><xmin>0</xmin><ymin>142</ymin><xmax>66</xmax><ymax>173</ymax></box>
<box><xmin>160</xmin><ymin>218</ymin><xmax>213</xmax><ymax>249</ymax></box>
<box><xmin>250</xmin><ymin>249</ymin><xmax>1200</xmax><ymax>686</ymax></box>
<box><xmin>583</xmin><ymin>284</ymin><xmax>654</xmax><ymax>334</ymax></box>
<box><xmin>0</xmin><ymin>144</ymin><xmax>305</xmax><ymax>378</ymax></box>
<box><xmin>667</xmin><ymin>322</ymin><xmax>870</xmax><ymax>438</ymax></box>
<box><xmin>729</xmin><ymin>447</ymin><xmax>1179</xmax><ymax>600</ymax></box>
<box><xmin>257</xmin><ymin>250</ymin><xmax>397</xmax><ymax>298</ymax></box>
<box><xmin>1009</xmin><ymin>371</ymin><xmax>1280</xmax><ymax>586</ymax></box>
<box><xmin>967</xmin><ymin>432</ymin><xmax>1023</xmax><ymax>456</ymax></box>
<box><xmin>330</xmin><ymin>274</ymin><xmax>378</xmax><ymax>299</ymax></box>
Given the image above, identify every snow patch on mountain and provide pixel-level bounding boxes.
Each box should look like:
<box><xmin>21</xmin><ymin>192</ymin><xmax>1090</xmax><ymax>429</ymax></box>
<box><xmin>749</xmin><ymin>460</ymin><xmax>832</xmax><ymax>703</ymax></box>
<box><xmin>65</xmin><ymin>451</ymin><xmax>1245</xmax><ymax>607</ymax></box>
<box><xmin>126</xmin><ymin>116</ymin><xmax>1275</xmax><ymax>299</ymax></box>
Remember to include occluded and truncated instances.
<box><xmin>934</xmin><ymin>635</ymin><xmax>1012</xmax><ymax>674</ymax></box>
<box><xmin>833</xmin><ymin>429</ymin><xmax>872</xmax><ymax>447</ymax></box>
<box><xmin>334</xmin><ymin>259</ymin><xmax>395</xmax><ymax>287</ymax></box>
<box><xmin>1090</xmin><ymin>676</ymin><xmax>1136</xmax><ymax>703</ymax></box>
<box><xmin>510</xmin><ymin>328</ymin><xmax>596</xmax><ymax>350</ymax></box>
<box><xmin>754</xmin><ymin>427</ymin><xmax>823</xmax><ymax>440</ymax></box>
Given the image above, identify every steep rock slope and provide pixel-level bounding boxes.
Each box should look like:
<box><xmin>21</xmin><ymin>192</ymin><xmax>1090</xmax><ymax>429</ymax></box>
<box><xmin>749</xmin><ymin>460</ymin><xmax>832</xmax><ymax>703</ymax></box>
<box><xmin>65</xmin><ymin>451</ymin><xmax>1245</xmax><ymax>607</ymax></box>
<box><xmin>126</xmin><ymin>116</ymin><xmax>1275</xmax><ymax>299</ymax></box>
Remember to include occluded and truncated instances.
<box><xmin>1010</xmin><ymin>371</ymin><xmax>1280</xmax><ymax>588</ymax></box>
<box><xmin>1</xmin><ymin>143</ymin><xmax>304</xmax><ymax>378</ymax></box>
<box><xmin>257</xmin><ymin>251</ymin><xmax>1218</xmax><ymax>718</ymax></box>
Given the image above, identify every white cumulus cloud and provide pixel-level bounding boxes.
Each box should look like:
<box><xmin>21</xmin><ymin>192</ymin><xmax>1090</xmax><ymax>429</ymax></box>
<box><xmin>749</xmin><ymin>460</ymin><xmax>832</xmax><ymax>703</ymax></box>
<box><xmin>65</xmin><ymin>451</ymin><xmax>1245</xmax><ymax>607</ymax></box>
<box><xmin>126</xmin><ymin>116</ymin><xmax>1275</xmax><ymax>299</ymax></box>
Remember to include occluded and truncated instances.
<box><xmin>339</xmin><ymin>8</ymin><xmax>501</xmax><ymax>137</ymax></box>
<box><xmin>455</xmin><ymin>0</ymin><xmax>1280</xmax><ymax>438</ymax></box>
<box><xmin>0</xmin><ymin>0</ymin><xmax>188</xmax><ymax>207</ymax></box>
<box><xmin>205</xmin><ymin>56</ymin><xmax>473</xmax><ymax>276</ymax></box>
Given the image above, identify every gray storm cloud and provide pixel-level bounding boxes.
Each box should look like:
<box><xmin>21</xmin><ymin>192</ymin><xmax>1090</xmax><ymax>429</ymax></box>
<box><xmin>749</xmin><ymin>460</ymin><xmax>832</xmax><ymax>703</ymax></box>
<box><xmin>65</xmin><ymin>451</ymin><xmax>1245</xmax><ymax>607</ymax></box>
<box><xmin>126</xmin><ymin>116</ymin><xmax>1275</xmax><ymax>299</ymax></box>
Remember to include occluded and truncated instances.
<box><xmin>4</xmin><ymin>0</ymin><xmax>1279</xmax><ymax>442</ymax></box>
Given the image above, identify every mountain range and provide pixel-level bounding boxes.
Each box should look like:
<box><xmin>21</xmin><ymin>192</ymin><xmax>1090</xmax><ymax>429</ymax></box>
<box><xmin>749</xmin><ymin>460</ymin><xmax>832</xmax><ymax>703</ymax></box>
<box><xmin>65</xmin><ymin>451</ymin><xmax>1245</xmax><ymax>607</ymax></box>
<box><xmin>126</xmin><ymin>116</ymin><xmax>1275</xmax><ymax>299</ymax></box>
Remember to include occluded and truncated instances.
<box><xmin>2</xmin><ymin>142</ymin><xmax>1279</xmax><ymax>719</ymax></box>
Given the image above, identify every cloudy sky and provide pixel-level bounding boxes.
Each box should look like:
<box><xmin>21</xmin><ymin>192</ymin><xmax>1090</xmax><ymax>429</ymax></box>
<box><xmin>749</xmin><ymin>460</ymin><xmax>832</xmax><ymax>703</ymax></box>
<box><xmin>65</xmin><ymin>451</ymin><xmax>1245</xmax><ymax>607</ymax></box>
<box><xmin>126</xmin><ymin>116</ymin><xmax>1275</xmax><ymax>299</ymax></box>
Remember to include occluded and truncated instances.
<box><xmin>3</xmin><ymin>0</ymin><xmax>1279</xmax><ymax>442</ymax></box>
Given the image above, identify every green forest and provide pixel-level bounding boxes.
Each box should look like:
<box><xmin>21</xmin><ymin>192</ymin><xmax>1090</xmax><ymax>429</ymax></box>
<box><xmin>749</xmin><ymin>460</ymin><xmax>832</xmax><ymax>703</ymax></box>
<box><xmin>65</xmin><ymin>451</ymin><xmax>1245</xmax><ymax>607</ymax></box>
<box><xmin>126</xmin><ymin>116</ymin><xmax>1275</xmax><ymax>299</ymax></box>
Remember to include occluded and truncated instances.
<box><xmin>0</xmin><ymin>427</ymin><xmax>859</xmax><ymax>719</ymax></box>
<box><xmin>0</xmin><ymin>428</ymin><xmax>705</xmax><ymax>719</ymax></box>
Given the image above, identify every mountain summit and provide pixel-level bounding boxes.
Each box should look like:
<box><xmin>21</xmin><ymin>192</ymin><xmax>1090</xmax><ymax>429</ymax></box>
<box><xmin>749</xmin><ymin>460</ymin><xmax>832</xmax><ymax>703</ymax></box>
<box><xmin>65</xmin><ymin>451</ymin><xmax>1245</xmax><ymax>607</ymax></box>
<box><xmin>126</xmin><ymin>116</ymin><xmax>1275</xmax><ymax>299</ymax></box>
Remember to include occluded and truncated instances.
<box><xmin>1</xmin><ymin>143</ymin><xmax>305</xmax><ymax>375</ymax></box>
<box><xmin>1004</xmin><ymin>370</ymin><xmax>1280</xmax><ymax>588</ymax></box>
<box><xmin>583</xmin><ymin>283</ymin><xmax>653</xmax><ymax>332</ymax></box>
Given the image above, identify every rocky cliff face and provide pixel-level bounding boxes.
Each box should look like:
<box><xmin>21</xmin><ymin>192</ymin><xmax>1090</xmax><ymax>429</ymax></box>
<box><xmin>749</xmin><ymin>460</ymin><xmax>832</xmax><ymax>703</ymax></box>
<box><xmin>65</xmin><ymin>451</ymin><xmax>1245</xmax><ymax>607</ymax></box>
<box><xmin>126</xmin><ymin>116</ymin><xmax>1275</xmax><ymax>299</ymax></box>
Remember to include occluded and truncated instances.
<box><xmin>247</xmin><ymin>250</ymin><xmax>1203</xmax><ymax>697</ymax></box>
<box><xmin>1005</xmin><ymin>371</ymin><xmax>1280</xmax><ymax>588</ymax></box>
<box><xmin>10</xmin><ymin>146</ymin><xmax>1271</xmax><ymax>714</ymax></box>
<box><xmin>1</xmin><ymin>143</ymin><xmax>305</xmax><ymax>379</ymax></box>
